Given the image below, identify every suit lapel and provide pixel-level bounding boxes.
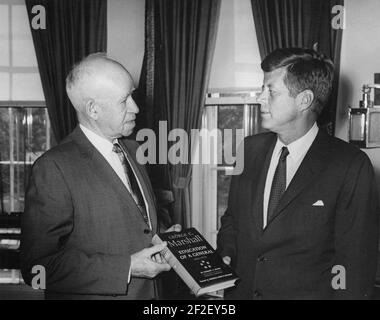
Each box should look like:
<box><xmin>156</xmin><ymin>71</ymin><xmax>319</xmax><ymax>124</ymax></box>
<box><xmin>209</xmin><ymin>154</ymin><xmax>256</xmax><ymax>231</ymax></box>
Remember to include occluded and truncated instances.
<box><xmin>71</xmin><ymin>127</ymin><xmax>154</xmax><ymax>229</ymax></box>
<box><xmin>266</xmin><ymin>130</ymin><xmax>332</xmax><ymax>226</ymax></box>
<box><xmin>251</xmin><ymin>135</ymin><xmax>277</xmax><ymax>234</ymax></box>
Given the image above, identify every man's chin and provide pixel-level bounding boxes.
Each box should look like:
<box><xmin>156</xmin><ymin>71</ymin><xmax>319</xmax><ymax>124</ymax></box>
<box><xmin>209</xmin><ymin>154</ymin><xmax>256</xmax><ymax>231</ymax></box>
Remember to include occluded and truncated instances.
<box><xmin>122</xmin><ymin>126</ymin><xmax>135</xmax><ymax>137</ymax></box>
<box><xmin>261</xmin><ymin>119</ymin><xmax>272</xmax><ymax>130</ymax></box>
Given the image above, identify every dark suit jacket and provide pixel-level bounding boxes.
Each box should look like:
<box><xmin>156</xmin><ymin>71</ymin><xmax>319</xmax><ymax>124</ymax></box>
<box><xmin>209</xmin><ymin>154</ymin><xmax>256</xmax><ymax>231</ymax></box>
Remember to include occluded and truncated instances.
<box><xmin>217</xmin><ymin>130</ymin><xmax>379</xmax><ymax>300</ymax></box>
<box><xmin>21</xmin><ymin>126</ymin><xmax>158</xmax><ymax>299</ymax></box>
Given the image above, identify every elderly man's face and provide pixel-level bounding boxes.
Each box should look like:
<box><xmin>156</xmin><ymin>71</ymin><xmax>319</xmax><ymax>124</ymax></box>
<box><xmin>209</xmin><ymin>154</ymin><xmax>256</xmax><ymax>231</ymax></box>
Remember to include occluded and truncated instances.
<box><xmin>257</xmin><ymin>67</ymin><xmax>300</xmax><ymax>135</ymax></box>
<box><xmin>95</xmin><ymin>70</ymin><xmax>138</xmax><ymax>139</ymax></box>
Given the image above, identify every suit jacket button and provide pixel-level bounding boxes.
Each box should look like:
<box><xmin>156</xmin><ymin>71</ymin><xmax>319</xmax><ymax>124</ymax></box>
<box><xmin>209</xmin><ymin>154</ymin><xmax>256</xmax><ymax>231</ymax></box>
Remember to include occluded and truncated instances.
<box><xmin>143</xmin><ymin>229</ymin><xmax>151</xmax><ymax>234</ymax></box>
<box><xmin>254</xmin><ymin>290</ymin><xmax>262</xmax><ymax>299</ymax></box>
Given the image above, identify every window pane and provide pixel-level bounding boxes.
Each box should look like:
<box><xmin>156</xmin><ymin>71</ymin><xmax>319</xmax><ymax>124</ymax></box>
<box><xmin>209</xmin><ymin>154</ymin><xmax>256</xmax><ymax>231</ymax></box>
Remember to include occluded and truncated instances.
<box><xmin>217</xmin><ymin>105</ymin><xmax>244</xmax><ymax>166</ymax></box>
<box><xmin>31</xmin><ymin>108</ymin><xmax>47</xmax><ymax>157</ymax></box>
<box><xmin>0</xmin><ymin>108</ymin><xmax>10</xmax><ymax>160</ymax></box>
<box><xmin>0</xmin><ymin>2</ymin><xmax>44</xmax><ymax>101</ymax></box>
<box><xmin>13</xmin><ymin>163</ymin><xmax>28</xmax><ymax>212</ymax></box>
<box><xmin>0</xmin><ymin>165</ymin><xmax>10</xmax><ymax>213</ymax></box>
<box><xmin>218</xmin><ymin>105</ymin><xmax>244</xmax><ymax>131</ymax></box>
<box><xmin>209</xmin><ymin>0</ymin><xmax>262</xmax><ymax>89</ymax></box>
<box><xmin>11</xmin><ymin>4</ymin><xmax>38</xmax><ymax>67</ymax></box>
<box><xmin>0</xmin><ymin>4</ymin><xmax>10</xmax><ymax>67</ymax></box>
<box><xmin>11</xmin><ymin>107</ymin><xmax>48</xmax><ymax>159</ymax></box>
<box><xmin>11</xmin><ymin>108</ymin><xmax>45</xmax><ymax>204</ymax></box>
<box><xmin>1</xmin><ymin>107</ymin><xmax>49</xmax><ymax>213</ymax></box>
<box><xmin>12</xmin><ymin>73</ymin><xmax>44</xmax><ymax>100</ymax></box>
<box><xmin>217</xmin><ymin>171</ymin><xmax>231</xmax><ymax>230</ymax></box>
<box><xmin>12</xmin><ymin>107</ymin><xmax>26</xmax><ymax>161</ymax></box>
<box><xmin>0</xmin><ymin>72</ymin><xmax>10</xmax><ymax>100</ymax></box>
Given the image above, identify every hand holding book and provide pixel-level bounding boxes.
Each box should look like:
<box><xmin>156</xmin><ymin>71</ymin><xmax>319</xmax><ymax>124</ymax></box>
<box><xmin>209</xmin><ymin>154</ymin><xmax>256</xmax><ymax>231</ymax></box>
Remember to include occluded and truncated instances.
<box><xmin>131</xmin><ymin>242</ymin><xmax>171</xmax><ymax>278</ymax></box>
<box><xmin>165</xmin><ymin>224</ymin><xmax>182</xmax><ymax>233</ymax></box>
<box><xmin>152</xmin><ymin>228</ymin><xmax>239</xmax><ymax>296</ymax></box>
<box><xmin>152</xmin><ymin>224</ymin><xmax>182</xmax><ymax>264</ymax></box>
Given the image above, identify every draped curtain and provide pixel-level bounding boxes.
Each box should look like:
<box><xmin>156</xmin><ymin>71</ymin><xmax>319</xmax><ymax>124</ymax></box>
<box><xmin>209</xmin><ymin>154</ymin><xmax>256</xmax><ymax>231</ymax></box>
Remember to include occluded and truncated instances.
<box><xmin>25</xmin><ymin>0</ymin><xmax>107</xmax><ymax>143</ymax></box>
<box><xmin>140</xmin><ymin>0</ymin><xmax>221</xmax><ymax>227</ymax></box>
<box><xmin>251</xmin><ymin>0</ymin><xmax>344</xmax><ymax>135</ymax></box>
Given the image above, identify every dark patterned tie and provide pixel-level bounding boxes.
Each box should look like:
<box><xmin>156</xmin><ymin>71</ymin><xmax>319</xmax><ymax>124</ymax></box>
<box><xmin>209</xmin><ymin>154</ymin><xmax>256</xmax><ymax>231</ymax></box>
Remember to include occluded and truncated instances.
<box><xmin>267</xmin><ymin>146</ymin><xmax>289</xmax><ymax>223</ymax></box>
<box><xmin>112</xmin><ymin>142</ymin><xmax>149</xmax><ymax>226</ymax></box>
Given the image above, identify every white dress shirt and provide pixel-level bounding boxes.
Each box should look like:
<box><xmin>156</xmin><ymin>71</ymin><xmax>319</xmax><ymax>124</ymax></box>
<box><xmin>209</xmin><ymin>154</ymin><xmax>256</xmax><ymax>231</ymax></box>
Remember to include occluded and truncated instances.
<box><xmin>263</xmin><ymin>122</ymin><xmax>319</xmax><ymax>228</ymax></box>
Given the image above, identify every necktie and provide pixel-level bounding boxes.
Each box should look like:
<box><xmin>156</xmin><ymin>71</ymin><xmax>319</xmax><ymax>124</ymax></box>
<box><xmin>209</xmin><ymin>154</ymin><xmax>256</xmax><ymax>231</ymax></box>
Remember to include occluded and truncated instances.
<box><xmin>112</xmin><ymin>142</ymin><xmax>150</xmax><ymax>226</ymax></box>
<box><xmin>267</xmin><ymin>146</ymin><xmax>289</xmax><ymax>223</ymax></box>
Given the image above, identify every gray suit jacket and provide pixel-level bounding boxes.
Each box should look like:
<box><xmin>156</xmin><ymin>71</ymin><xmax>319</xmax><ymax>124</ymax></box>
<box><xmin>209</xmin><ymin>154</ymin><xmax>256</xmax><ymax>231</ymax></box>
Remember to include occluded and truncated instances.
<box><xmin>21</xmin><ymin>126</ymin><xmax>158</xmax><ymax>299</ymax></box>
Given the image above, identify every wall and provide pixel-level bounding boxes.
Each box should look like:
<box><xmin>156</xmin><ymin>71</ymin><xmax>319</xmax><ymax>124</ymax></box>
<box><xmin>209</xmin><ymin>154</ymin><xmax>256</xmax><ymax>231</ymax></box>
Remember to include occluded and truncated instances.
<box><xmin>107</xmin><ymin>0</ymin><xmax>145</xmax><ymax>86</ymax></box>
<box><xmin>336</xmin><ymin>0</ymin><xmax>380</xmax><ymax>182</ymax></box>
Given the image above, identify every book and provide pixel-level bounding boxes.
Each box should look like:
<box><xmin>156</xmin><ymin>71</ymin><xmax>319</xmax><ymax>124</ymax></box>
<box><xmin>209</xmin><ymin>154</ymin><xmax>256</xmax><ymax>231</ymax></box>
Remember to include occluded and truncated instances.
<box><xmin>152</xmin><ymin>227</ymin><xmax>239</xmax><ymax>297</ymax></box>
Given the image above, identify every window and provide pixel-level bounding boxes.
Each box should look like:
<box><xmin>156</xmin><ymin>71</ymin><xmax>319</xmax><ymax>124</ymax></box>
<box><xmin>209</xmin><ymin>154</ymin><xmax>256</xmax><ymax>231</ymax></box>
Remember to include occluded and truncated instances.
<box><xmin>0</xmin><ymin>0</ymin><xmax>44</xmax><ymax>101</ymax></box>
<box><xmin>0</xmin><ymin>0</ymin><xmax>47</xmax><ymax>285</ymax></box>
<box><xmin>0</xmin><ymin>0</ymin><xmax>46</xmax><ymax>214</ymax></box>
<box><xmin>0</xmin><ymin>103</ymin><xmax>50</xmax><ymax>284</ymax></box>
<box><xmin>195</xmin><ymin>0</ymin><xmax>263</xmax><ymax>247</ymax></box>
<box><xmin>0</xmin><ymin>103</ymin><xmax>50</xmax><ymax>214</ymax></box>
<box><xmin>192</xmin><ymin>90</ymin><xmax>264</xmax><ymax>247</ymax></box>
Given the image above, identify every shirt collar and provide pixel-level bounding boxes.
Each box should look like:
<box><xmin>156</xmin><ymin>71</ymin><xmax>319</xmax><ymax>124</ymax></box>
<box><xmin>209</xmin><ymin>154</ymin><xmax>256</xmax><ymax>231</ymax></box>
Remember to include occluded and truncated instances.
<box><xmin>79</xmin><ymin>124</ymin><xmax>115</xmax><ymax>154</ymax></box>
<box><xmin>274</xmin><ymin>122</ymin><xmax>319</xmax><ymax>162</ymax></box>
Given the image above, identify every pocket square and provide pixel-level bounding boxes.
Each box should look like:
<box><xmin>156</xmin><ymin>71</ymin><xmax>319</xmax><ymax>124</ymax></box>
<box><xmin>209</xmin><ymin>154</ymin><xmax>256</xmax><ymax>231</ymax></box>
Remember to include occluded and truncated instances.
<box><xmin>312</xmin><ymin>200</ymin><xmax>324</xmax><ymax>207</ymax></box>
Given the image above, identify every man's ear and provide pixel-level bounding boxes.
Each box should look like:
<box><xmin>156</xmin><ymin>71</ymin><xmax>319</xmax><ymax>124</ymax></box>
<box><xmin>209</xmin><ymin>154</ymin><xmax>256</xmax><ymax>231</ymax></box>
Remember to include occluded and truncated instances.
<box><xmin>85</xmin><ymin>99</ymin><xmax>99</xmax><ymax>120</ymax></box>
<box><xmin>296</xmin><ymin>90</ymin><xmax>314</xmax><ymax>112</ymax></box>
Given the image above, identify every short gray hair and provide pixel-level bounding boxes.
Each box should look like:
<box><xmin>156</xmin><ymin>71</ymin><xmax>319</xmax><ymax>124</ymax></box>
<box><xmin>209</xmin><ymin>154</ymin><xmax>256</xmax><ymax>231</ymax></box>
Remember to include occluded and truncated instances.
<box><xmin>66</xmin><ymin>52</ymin><xmax>107</xmax><ymax>93</ymax></box>
<box><xmin>65</xmin><ymin>52</ymin><xmax>127</xmax><ymax>111</ymax></box>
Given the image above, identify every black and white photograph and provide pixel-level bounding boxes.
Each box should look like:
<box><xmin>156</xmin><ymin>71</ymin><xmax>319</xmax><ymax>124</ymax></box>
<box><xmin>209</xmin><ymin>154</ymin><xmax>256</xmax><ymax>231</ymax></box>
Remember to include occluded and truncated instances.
<box><xmin>0</xmin><ymin>0</ymin><xmax>380</xmax><ymax>308</ymax></box>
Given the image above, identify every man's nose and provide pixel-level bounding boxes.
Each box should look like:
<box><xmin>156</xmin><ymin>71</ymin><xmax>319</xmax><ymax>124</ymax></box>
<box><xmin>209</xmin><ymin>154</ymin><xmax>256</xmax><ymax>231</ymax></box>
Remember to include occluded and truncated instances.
<box><xmin>256</xmin><ymin>90</ymin><xmax>267</xmax><ymax>104</ymax></box>
<box><xmin>128</xmin><ymin>97</ymin><xmax>139</xmax><ymax>114</ymax></box>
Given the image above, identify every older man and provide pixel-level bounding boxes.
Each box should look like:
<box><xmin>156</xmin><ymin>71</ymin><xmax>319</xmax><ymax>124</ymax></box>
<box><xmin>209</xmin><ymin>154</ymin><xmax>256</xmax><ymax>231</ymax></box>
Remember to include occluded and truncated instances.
<box><xmin>21</xmin><ymin>53</ymin><xmax>177</xmax><ymax>299</ymax></box>
<box><xmin>217</xmin><ymin>48</ymin><xmax>379</xmax><ymax>300</ymax></box>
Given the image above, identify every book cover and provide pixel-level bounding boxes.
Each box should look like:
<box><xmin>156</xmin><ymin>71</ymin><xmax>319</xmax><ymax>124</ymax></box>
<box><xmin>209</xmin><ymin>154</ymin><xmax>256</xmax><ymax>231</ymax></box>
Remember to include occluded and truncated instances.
<box><xmin>152</xmin><ymin>227</ymin><xmax>239</xmax><ymax>297</ymax></box>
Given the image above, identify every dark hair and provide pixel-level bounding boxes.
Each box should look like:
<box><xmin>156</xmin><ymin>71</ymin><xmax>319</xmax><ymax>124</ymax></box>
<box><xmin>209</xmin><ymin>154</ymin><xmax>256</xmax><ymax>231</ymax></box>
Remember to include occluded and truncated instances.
<box><xmin>261</xmin><ymin>47</ymin><xmax>334</xmax><ymax>115</ymax></box>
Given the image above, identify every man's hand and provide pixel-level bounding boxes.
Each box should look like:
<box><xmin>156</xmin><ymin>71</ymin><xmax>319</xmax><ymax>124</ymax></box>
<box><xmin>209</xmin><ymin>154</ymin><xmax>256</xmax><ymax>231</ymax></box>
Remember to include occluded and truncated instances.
<box><xmin>131</xmin><ymin>242</ymin><xmax>171</xmax><ymax>278</ymax></box>
<box><xmin>223</xmin><ymin>256</ymin><xmax>231</xmax><ymax>266</ymax></box>
<box><xmin>165</xmin><ymin>224</ymin><xmax>182</xmax><ymax>233</ymax></box>
<box><xmin>152</xmin><ymin>224</ymin><xmax>182</xmax><ymax>263</ymax></box>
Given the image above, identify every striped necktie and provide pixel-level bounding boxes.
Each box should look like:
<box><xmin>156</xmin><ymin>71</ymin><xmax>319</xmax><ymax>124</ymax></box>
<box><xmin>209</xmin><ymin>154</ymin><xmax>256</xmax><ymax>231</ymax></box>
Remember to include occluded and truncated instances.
<box><xmin>267</xmin><ymin>146</ymin><xmax>289</xmax><ymax>223</ymax></box>
<box><xmin>112</xmin><ymin>142</ymin><xmax>149</xmax><ymax>226</ymax></box>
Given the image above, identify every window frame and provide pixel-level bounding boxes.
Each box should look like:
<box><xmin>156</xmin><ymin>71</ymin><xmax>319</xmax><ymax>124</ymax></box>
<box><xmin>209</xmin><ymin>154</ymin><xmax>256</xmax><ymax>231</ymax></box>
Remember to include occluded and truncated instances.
<box><xmin>191</xmin><ymin>88</ymin><xmax>261</xmax><ymax>248</ymax></box>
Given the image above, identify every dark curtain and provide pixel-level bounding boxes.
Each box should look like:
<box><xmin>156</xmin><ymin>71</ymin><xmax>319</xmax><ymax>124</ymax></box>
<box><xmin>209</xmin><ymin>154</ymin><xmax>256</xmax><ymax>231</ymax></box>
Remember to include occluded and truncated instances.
<box><xmin>140</xmin><ymin>0</ymin><xmax>221</xmax><ymax>227</ymax></box>
<box><xmin>251</xmin><ymin>0</ymin><xmax>344</xmax><ymax>135</ymax></box>
<box><xmin>25</xmin><ymin>0</ymin><xmax>107</xmax><ymax>143</ymax></box>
